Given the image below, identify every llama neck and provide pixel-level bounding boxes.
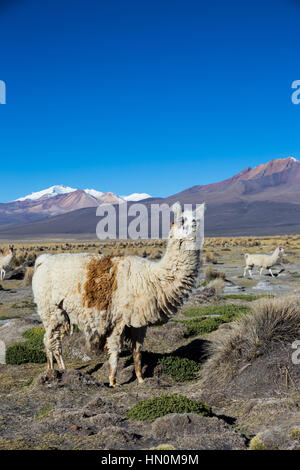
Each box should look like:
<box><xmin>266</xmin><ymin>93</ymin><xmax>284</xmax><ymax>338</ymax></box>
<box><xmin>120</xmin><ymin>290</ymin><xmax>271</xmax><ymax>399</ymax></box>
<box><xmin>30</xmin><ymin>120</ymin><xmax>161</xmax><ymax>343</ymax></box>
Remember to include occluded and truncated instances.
<box><xmin>152</xmin><ymin>238</ymin><xmax>200</xmax><ymax>318</ymax></box>
<box><xmin>1</xmin><ymin>252</ymin><xmax>12</xmax><ymax>267</ymax></box>
<box><xmin>160</xmin><ymin>237</ymin><xmax>199</xmax><ymax>270</ymax></box>
<box><xmin>271</xmin><ymin>248</ymin><xmax>280</xmax><ymax>263</ymax></box>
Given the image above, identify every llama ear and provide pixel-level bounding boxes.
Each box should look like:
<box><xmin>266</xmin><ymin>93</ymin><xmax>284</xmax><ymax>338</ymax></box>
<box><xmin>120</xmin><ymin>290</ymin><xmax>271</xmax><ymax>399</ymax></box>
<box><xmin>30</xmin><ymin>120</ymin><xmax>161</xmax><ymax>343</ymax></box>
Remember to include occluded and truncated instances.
<box><xmin>172</xmin><ymin>202</ymin><xmax>182</xmax><ymax>222</ymax></box>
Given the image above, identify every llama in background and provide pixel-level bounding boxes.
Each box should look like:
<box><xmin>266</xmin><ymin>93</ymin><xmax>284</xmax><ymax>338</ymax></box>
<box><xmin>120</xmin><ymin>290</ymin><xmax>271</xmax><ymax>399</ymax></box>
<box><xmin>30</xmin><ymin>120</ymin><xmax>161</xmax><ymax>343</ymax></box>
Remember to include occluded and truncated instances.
<box><xmin>244</xmin><ymin>246</ymin><xmax>284</xmax><ymax>278</ymax></box>
<box><xmin>0</xmin><ymin>245</ymin><xmax>14</xmax><ymax>281</ymax></box>
<box><xmin>32</xmin><ymin>203</ymin><xmax>205</xmax><ymax>386</ymax></box>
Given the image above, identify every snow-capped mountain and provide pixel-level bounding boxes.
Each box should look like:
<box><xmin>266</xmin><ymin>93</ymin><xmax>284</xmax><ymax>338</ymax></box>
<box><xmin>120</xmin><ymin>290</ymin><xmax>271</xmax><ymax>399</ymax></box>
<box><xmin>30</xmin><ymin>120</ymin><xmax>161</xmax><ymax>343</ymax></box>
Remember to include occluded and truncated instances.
<box><xmin>83</xmin><ymin>189</ymin><xmax>104</xmax><ymax>199</ymax></box>
<box><xmin>0</xmin><ymin>186</ymin><xmax>153</xmax><ymax>226</ymax></box>
<box><xmin>15</xmin><ymin>186</ymin><xmax>151</xmax><ymax>203</ymax></box>
<box><xmin>123</xmin><ymin>193</ymin><xmax>152</xmax><ymax>202</ymax></box>
<box><xmin>16</xmin><ymin>185</ymin><xmax>77</xmax><ymax>201</ymax></box>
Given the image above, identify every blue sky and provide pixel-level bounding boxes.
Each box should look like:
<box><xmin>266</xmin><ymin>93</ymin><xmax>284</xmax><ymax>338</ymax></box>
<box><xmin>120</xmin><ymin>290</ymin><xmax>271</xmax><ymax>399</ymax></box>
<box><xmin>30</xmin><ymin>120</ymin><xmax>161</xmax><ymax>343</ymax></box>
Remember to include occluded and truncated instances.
<box><xmin>0</xmin><ymin>0</ymin><xmax>300</xmax><ymax>202</ymax></box>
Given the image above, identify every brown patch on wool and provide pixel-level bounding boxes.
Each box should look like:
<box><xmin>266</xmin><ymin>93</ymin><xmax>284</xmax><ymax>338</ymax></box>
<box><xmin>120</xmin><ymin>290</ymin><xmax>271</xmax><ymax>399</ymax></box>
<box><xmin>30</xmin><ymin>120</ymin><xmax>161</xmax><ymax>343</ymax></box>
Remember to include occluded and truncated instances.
<box><xmin>78</xmin><ymin>283</ymin><xmax>81</xmax><ymax>293</ymax></box>
<box><xmin>83</xmin><ymin>255</ymin><xmax>120</xmax><ymax>313</ymax></box>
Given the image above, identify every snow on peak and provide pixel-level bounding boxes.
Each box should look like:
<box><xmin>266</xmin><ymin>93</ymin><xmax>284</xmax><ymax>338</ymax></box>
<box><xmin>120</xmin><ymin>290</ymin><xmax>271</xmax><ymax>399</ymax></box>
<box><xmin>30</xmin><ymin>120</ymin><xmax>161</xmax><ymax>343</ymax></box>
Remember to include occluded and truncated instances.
<box><xmin>16</xmin><ymin>185</ymin><xmax>77</xmax><ymax>201</ymax></box>
<box><xmin>84</xmin><ymin>188</ymin><xmax>104</xmax><ymax>199</ymax></box>
<box><xmin>123</xmin><ymin>193</ymin><xmax>152</xmax><ymax>202</ymax></box>
<box><xmin>14</xmin><ymin>186</ymin><xmax>152</xmax><ymax>204</ymax></box>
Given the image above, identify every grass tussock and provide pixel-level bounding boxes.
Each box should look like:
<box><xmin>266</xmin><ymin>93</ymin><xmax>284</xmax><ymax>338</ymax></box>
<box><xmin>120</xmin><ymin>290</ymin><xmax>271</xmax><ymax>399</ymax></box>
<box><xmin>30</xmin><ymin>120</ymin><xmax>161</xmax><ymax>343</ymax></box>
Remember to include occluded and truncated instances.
<box><xmin>206</xmin><ymin>278</ymin><xmax>225</xmax><ymax>296</ymax></box>
<box><xmin>205</xmin><ymin>266</ymin><xmax>225</xmax><ymax>282</ymax></box>
<box><xmin>23</xmin><ymin>267</ymin><xmax>34</xmax><ymax>287</ymax></box>
<box><xmin>249</xmin><ymin>434</ymin><xmax>266</xmax><ymax>450</ymax></box>
<box><xmin>200</xmin><ymin>297</ymin><xmax>300</xmax><ymax>389</ymax></box>
<box><xmin>205</xmin><ymin>252</ymin><xmax>218</xmax><ymax>264</ymax></box>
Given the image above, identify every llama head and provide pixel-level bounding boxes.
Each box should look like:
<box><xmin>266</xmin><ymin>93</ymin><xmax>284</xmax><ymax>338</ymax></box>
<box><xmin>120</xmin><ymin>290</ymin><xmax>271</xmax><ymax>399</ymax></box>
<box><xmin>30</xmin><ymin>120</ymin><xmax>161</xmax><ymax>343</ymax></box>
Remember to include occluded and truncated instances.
<box><xmin>170</xmin><ymin>202</ymin><xmax>205</xmax><ymax>249</ymax></box>
<box><xmin>9</xmin><ymin>245</ymin><xmax>14</xmax><ymax>253</ymax></box>
<box><xmin>278</xmin><ymin>246</ymin><xmax>284</xmax><ymax>254</ymax></box>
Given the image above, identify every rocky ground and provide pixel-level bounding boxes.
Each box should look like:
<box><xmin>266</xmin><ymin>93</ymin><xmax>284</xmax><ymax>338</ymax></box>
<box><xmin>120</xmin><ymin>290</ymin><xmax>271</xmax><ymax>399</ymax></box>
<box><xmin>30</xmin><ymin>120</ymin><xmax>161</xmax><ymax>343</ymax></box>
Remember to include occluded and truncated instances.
<box><xmin>0</xmin><ymin>246</ymin><xmax>300</xmax><ymax>450</ymax></box>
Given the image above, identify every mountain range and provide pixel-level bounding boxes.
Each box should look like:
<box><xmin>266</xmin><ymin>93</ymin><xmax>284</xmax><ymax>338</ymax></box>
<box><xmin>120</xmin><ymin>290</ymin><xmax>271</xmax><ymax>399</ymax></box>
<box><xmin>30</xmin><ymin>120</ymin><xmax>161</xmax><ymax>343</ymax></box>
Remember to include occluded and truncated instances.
<box><xmin>1</xmin><ymin>157</ymin><xmax>300</xmax><ymax>237</ymax></box>
<box><xmin>0</xmin><ymin>187</ymin><xmax>151</xmax><ymax>226</ymax></box>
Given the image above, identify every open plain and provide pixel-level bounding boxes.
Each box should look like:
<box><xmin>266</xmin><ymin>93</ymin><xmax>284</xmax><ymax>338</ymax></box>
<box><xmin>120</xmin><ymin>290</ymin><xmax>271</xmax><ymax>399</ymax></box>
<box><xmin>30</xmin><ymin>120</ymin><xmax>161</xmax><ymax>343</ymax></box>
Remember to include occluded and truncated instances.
<box><xmin>0</xmin><ymin>236</ymin><xmax>300</xmax><ymax>450</ymax></box>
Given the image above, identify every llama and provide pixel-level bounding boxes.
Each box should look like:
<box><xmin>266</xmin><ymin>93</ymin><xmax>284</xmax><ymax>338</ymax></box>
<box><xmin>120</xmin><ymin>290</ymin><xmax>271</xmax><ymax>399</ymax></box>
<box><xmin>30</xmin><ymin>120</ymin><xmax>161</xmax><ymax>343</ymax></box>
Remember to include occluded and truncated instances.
<box><xmin>0</xmin><ymin>245</ymin><xmax>14</xmax><ymax>281</ymax></box>
<box><xmin>243</xmin><ymin>246</ymin><xmax>284</xmax><ymax>278</ymax></box>
<box><xmin>32</xmin><ymin>203</ymin><xmax>205</xmax><ymax>386</ymax></box>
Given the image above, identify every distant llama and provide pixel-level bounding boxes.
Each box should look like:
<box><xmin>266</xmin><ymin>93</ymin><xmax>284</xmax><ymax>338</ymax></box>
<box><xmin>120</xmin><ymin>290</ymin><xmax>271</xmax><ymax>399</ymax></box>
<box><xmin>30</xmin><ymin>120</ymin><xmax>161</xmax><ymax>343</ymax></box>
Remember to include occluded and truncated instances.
<box><xmin>244</xmin><ymin>246</ymin><xmax>284</xmax><ymax>278</ymax></box>
<box><xmin>0</xmin><ymin>245</ymin><xmax>14</xmax><ymax>281</ymax></box>
<box><xmin>32</xmin><ymin>203</ymin><xmax>205</xmax><ymax>386</ymax></box>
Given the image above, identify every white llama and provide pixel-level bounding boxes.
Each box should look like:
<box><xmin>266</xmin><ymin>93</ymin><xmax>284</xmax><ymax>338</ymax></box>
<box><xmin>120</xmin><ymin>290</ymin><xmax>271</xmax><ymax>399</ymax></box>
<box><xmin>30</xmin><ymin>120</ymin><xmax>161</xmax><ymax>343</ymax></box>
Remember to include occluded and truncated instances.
<box><xmin>32</xmin><ymin>203</ymin><xmax>205</xmax><ymax>387</ymax></box>
<box><xmin>244</xmin><ymin>246</ymin><xmax>284</xmax><ymax>278</ymax></box>
<box><xmin>0</xmin><ymin>245</ymin><xmax>14</xmax><ymax>281</ymax></box>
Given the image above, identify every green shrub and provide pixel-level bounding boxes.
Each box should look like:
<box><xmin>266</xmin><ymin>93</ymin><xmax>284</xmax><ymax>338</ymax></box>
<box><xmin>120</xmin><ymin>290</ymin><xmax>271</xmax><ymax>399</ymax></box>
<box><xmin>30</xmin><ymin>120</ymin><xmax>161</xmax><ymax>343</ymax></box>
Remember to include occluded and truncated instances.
<box><xmin>158</xmin><ymin>356</ymin><xmax>200</xmax><ymax>381</ymax></box>
<box><xmin>249</xmin><ymin>434</ymin><xmax>266</xmax><ymax>450</ymax></box>
<box><xmin>223</xmin><ymin>294</ymin><xmax>274</xmax><ymax>302</ymax></box>
<box><xmin>182</xmin><ymin>304</ymin><xmax>250</xmax><ymax>317</ymax></box>
<box><xmin>6</xmin><ymin>343</ymin><xmax>46</xmax><ymax>365</ymax></box>
<box><xmin>180</xmin><ymin>304</ymin><xmax>251</xmax><ymax>336</ymax></box>
<box><xmin>22</xmin><ymin>327</ymin><xmax>45</xmax><ymax>348</ymax></box>
<box><xmin>182</xmin><ymin>316</ymin><xmax>225</xmax><ymax>336</ymax></box>
<box><xmin>126</xmin><ymin>394</ymin><xmax>212</xmax><ymax>421</ymax></box>
<box><xmin>6</xmin><ymin>327</ymin><xmax>46</xmax><ymax>365</ymax></box>
<box><xmin>0</xmin><ymin>315</ymin><xmax>21</xmax><ymax>321</ymax></box>
<box><xmin>289</xmin><ymin>427</ymin><xmax>300</xmax><ymax>439</ymax></box>
<box><xmin>35</xmin><ymin>406</ymin><xmax>54</xmax><ymax>419</ymax></box>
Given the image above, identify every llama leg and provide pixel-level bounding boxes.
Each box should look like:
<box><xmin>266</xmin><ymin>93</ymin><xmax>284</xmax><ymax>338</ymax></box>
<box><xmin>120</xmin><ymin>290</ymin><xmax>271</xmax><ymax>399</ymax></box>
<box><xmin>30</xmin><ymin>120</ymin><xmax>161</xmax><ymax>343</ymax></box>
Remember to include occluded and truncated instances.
<box><xmin>43</xmin><ymin>319</ymin><xmax>67</xmax><ymax>370</ymax></box>
<box><xmin>106</xmin><ymin>326</ymin><xmax>123</xmax><ymax>387</ymax></box>
<box><xmin>133</xmin><ymin>346</ymin><xmax>143</xmax><ymax>383</ymax></box>
<box><xmin>46</xmin><ymin>350</ymin><xmax>54</xmax><ymax>370</ymax></box>
<box><xmin>260</xmin><ymin>267</ymin><xmax>263</xmax><ymax>276</ymax></box>
<box><xmin>269</xmin><ymin>268</ymin><xmax>274</xmax><ymax>277</ymax></box>
<box><xmin>44</xmin><ymin>331</ymin><xmax>55</xmax><ymax>370</ymax></box>
<box><xmin>131</xmin><ymin>327</ymin><xmax>147</xmax><ymax>384</ymax></box>
<box><xmin>53</xmin><ymin>349</ymin><xmax>65</xmax><ymax>370</ymax></box>
<box><xmin>243</xmin><ymin>267</ymin><xmax>247</xmax><ymax>277</ymax></box>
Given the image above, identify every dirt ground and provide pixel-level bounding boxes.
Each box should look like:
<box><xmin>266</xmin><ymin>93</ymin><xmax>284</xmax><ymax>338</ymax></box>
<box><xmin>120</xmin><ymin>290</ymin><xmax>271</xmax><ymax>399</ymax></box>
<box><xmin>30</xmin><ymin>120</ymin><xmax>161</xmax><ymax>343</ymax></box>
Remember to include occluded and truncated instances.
<box><xmin>0</xmin><ymin>236</ymin><xmax>300</xmax><ymax>450</ymax></box>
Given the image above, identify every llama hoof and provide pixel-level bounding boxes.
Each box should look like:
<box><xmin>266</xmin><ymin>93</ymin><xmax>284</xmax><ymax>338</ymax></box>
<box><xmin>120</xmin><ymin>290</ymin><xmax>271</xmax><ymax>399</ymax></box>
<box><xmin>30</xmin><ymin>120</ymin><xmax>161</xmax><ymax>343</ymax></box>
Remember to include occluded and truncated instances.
<box><xmin>109</xmin><ymin>382</ymin><xmax>120</xmax><ymax>388</ymax></box>
<box><xmin>137</xmin><ymin>378</ymin><xmax>145</xmax><ymax>384</ymax></box>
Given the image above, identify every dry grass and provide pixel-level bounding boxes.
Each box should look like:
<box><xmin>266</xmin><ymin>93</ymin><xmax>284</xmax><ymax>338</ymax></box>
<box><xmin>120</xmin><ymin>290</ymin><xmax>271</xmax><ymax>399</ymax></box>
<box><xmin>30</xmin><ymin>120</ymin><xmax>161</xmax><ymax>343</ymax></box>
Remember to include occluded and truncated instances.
<box><xmin>205</xmin><ymin>266</ymin><xmax>226</xmax><ymax>281</ymax></box>
<box><xmin>1</xmin><ymin>233</ymin><xmax>300</xmax><ymax>279</ymax></box>
<box><xmin>23</xmin><ymin>267</ymin><xmax>34</xmax><ymax>287</ymax></box>
<box><xmin>0</xmin><ymin>239</ymin><xmax>167</xmax><ymax>270</ymax></box>
<box><xmin>205</xmin><ymin>252</ymin><xmax>218</xmax><ymax>264</ymax></box>
<box><xmin>200</xmin><ymin>296</ymin><xmax>300</xmax><ymax>389</ymax></box>
<box><xmin>206</xmin><ymin>278</ymin><xmax>225</xmax><ymax>296</ymax></box>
